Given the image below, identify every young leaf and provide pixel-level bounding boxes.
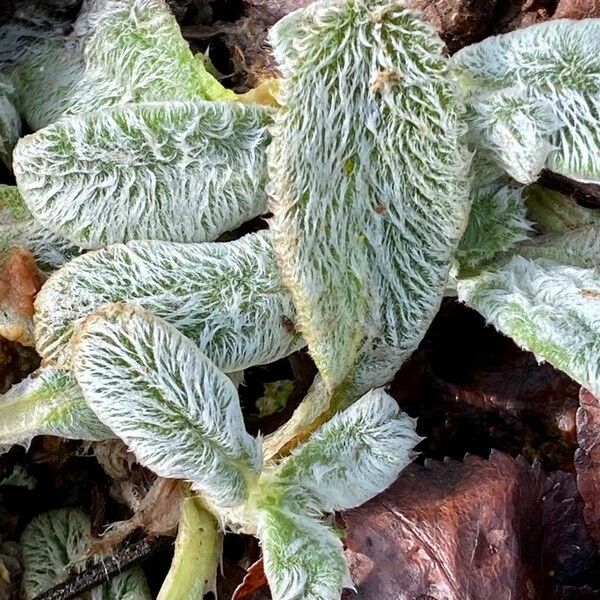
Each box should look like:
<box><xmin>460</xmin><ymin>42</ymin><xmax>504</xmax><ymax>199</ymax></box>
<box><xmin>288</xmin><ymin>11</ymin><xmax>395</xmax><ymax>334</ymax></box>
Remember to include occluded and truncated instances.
<box><xmin>35</xmin><ymin>231</ymin><xmax>303</xmax><ymax>369</ymax></box>
<box><xmin>453</xmin><ymin>19</ymin><xmax>600</xmax><ymax>183</ymax></box>
<box><xmin>21</xmin><ymin>508</ymin><xmax>151</xmax><ymax>600</ymax></box>
<box><xmin>74</xmin><ymin>0</ymin><xmax>235</xmax><ymax>103</ymax></box>
<box><xmin>457</xmin><ymin>256</ymin><xmax>600</xmax><ymax>397</ymax></box>
<box><xmin>457</xmin><ymin>167</ymin><xmax>531</xmax><ymax>269</ymax></box>
<box><xmin>268</xmin><ymin>0</ymin><xmax>472</xmax><ymax>393</ymax></box>
<box><xmin>0</xmin><ymin>367</ymin><xmax>112</xmax><ymax>454</ymax></box>
<box><xmin>274</xmin><ymin>388</ymin><xmax>420</xmax><ymax>513</ymax></box>
<box><xmin>463</xmin><ymin>89</ymin><xmax>558</xmax><ymax>184</ymax></box>
<box><xmin>14</xmin><ymin>101</ymin><xmax>271</xmax><ymax>247</ymax></box>
<box><xmin>524</xmin><ymin>185</ymin><xmax>600</xmax><ymax>234</ymax></box>
<box><xmin>0</xmin><ymin>184</ymin><xmax>80</xmax><ymax>270</ymax></box>
<box><xmin>73</xmin><ymin>303</ymin><xmax>262</xmax><ymax>507</ymax></box>
<box><xmin>256</xmin><ymin>506</ymin><xmax>350</xmax><ymax>600</ymax></box>
<box><xmin>157</xmin><ymin>495</ymin><xmax>221</xmax><ymax>600</ymax></box>
<box><xmin>0</xmin><ymin>73</ymin><xmax>19</xmax><ymax>169</ymax></box>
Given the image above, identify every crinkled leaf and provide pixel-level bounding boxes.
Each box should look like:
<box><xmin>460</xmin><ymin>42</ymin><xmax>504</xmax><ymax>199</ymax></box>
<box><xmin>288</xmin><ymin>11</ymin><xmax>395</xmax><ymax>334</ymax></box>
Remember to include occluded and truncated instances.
<box><xmin>35</xmin><ymin>231</ymin><xmax>303</xmax><ymax>369</ymax></box>
<box><xmin>157</xmin><ymin>496</ymin><xmax>221</xmax><ymax>600</ymax></box>
<box><xmin>0</xmin><ymin>73</ymin><xmax>19</xmax><ymax>169</ymax></box>
<box><xmin>517</xmin><ymin>225</ymin><xmax>600</xmax><ymax>269</ymax></box>
<box><xmin>0</xmin><ymin>367</ymin><xmax>113</xmax><ymax>454</ymax></box>
<box><xmin>453</xmin><ymin>19</ymin><xmax>600</xmax><ymax>183</ymax></box>
<box><xmin>73</xmin><ymin>304</ymin><xmax>262</xmax><ymax>507</ymax></box>
<box><xmin>457</xmin><ymin>256</ymin><xmax>600</xmax><ymax>397</ymax></box>
<box><xmin>74</xmin><ymin>0</ymin><xmax>234</xmax><ymax>103</ymax></box>
<box><xmin>457</xmin><ymin>169</ymin><xmax>531</xmax><ymax>269</ymax></box>
<box><xmin>14</xmin><ymin>101</ymin><xmax>271</xmax><ymax>247</ymax></box>
<box><xmin>464</xmin><ymin>89</ymin><xmax>558</xmax><ymax>184</ymax></box>
<box><xmin>0</xmin><ymin>184</ymin><xmax>80</xmax><ymax>270</ymax></box>
<box><xmin>275</xmin><ymin>388</ymin><xmax>419</xmax><ymax>513</ymax></box>
<box><xmin>3</xmin><ymin>0</ymin><xmax>232</xmax><ymax>130</ymax></box>
<box><xmin>256</xmin><ymin>506</ymin><xmax>350</xmax><ymax>600</ymax></box>
<box><xmin>268</xmin><ymin>0</ymin><xmax>472</xmax><ymax>393</ymax></box>
<box><xmin>21</xmin><ymin>508</ymin><xmax>150</xmax><ymax>600</ymax></box>
<box><xmin>524</xmin><ymin>185</ymin><xmax>600</xmax><ymax>234</ymax></box>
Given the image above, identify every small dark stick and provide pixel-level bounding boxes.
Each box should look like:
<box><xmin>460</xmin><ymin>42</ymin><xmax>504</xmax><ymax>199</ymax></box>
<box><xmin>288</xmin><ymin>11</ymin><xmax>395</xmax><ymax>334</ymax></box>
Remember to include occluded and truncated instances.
<box><xmin>30</xmin><ymin>536</ymin><xmax>173</xmax><ymax>600</ymax></box>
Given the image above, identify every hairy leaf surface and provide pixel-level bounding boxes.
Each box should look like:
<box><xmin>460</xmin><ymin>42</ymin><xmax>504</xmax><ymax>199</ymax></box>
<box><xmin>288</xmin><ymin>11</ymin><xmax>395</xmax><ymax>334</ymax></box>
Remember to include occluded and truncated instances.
<box><xmin>3</xmin><ymin>0</ymin><xmax>232</xmax><ymax>130</ymax></box>
<box><xmin>524</xmin><ymin>185</ymin><xmax>600</xmax><ymax>234</ymax></box>
<box><xmin>275</xmin><ymin>388</ymin><xmax>419</xmax><ymax>513</ymax></box>
<box><xmin>453</xmin><ymin>19</ymin><xmax>600</xmax><ymax>183</ymax></box>
<box><xmin>35</xmin><ymin>231</ymin><xmax>303</xmax><ymax>369</ymax></box>
<box><xmin>0</xmin><ymin>185</ymin><xmax>80</xmax><ymax>270</ymax></box>
<box><xmin>457</xmin><ymin>169</ymin><xmax>531</xmax><ymax>269</ymax></box>
<box><xmin>74</xmin><ymin>0</ymin><xmax>234</xmax><ymax>103</ymax></box>
<box><xmin>256</xmin><ymin>506</ymin><xmax>350</xmax><ymax>600</ymax></box>
<box><xmin>268</xmin><ymin>0</ymin><xmax>472</xmax><ymax>393</ymax></box>
<box><xmin>458</xmin><ymin>256</ymin><xmax>600</xmax><ymax>397</ymax></box>
<box><xmin>0</xmin><ymin>367</ymin><xmax>113</xmax><ymax>454</ymax></box>
<box><xmin>517</xmin><ymin>226</ymin><xmax>600</xmax><ymax>268</ymax></box>
<box><xmin>21</xmin><ymin>508</ymin><xmax>150</xmax><ymax>600</ymax></box>
<box><xmin>14</xmin><ymin>101</ymin><xmax>271</xmax><ymax>247</ymax></box>
<box><xmin>73</xmin><ymin>304</ymin><xmax>262</xmax><ymax>507</ymax></box>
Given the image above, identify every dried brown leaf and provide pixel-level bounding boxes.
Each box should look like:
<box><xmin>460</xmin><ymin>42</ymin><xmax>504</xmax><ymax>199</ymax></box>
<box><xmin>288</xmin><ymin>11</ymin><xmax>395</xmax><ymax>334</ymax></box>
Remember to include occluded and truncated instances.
<box><xmin>343</xmin><ymin>451</ymin><xmax>597</xmax><ymax>599</ymax></box>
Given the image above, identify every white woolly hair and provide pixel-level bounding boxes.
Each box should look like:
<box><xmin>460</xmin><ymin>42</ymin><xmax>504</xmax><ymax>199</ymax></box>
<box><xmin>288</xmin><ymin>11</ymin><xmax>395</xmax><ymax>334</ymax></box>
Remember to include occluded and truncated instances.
<box><xmin>276</xmin><ymin>388</ymin><xmax>420</xmax><ymax>513</ymax></box>
<box><xmin>268</xmin><ymin>0</ymin><xmax>472</xmax><ymax>395</ymax></box>
<box><xmin>453</xmin><ymin>19</ymin><xmax>600</xmax><ymax>184</ymax></box>
<box><xmin>0</xmin><ymin>367</ymin><xmax>113</xmax><ymax>454</ymax></box>
<box><xmin>517</xmin><ymin>225</ymin><xmax>600</xmax><ymax>270</ymax></box>
<box><xmin>14</xmin><ymin>101</ymin><xmax>272</xmax><ymax>247</ymax></box>
<box><xmin>524</xmin><ymin>185</ymin><xmax>600</xmax><ymax>235</ymax></box>
<box><xmin>21</xmin><ymin>508</ymin><xmax>150</xmax><ymax>600</ymax></box>
<box><xmin>0</xmin><ymin>185</ymin><xmax>80</xmax><ymax>270</ymax></box>
<box><xmin>457</xmin><ymin>165</ymin><xmax>532</xmax><ymax>269</ymax></box>
<box><xmin>34</xmin><ymin>230</ymin><xmax>304</xmax><ymax>369</ymax></box>
<box><xmin>73</xmin><ymin>303</ymin><xmax>263</xmax><ymax>508</ymax></box>
<box><xmin>458</xmin><ymin>256</ymin><xmax>600</xmax><ymax>397</ymax></box>
<box><xmin>256</xmin><ymin>505</ymin><xmax>352</xmax><ymax>600</ymax></box>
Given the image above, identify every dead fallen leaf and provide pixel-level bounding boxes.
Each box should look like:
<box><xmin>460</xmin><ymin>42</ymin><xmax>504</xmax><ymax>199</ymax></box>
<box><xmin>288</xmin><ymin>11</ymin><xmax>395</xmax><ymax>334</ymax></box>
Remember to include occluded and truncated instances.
<box><xmin>232</xmin><ymin>559</ymin><xmax>269</xmax><ymax>600</ymax></box>
<box><xmin>343</xmin><ymin>451</ymin><xmax>598</xmax><ymax>599</ymax></box>
<box><xmin>575</xmin><ymin>388</ymin><xmax>600</xmax><ymax>545</ymax></box>
<box><xmin>90</xmin><ymin>477</ymin><xmax>182</xmax><ymax>555</ymax></box>
<box><xmin>391</xmin><ymin>301</ymin><xmax>580</xmax><ymax>470</ymax></box>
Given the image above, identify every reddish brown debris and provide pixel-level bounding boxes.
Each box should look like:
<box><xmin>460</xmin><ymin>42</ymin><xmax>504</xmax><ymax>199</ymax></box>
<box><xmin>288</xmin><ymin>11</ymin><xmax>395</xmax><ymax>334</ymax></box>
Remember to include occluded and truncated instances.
<box><xmin>575</xmin><ymin>388</ymin><xmax>600</xmax><ymax>545</ymax></box>
<box><xmin>0</xmin><ymin>248</ymin><xmax>44</xmax><ymax>319</ymax></box>
<box><xmin>409</xmin><ymin>0</ymin><xmax>497</xmax><ymax>52</ymax></box>
<box><xmin>343</xmin><ymin>452</ymin><xmax>597</xmax><ymax>600</ymax></box>
<box><xmin>554</xmin><ymin>0</ymin><xmax>600</xmax><ymax>17</ymax></box>
<box><xmin>232</xmin><ymin>559</ymin><xmax>269</xmax><ymax>600</ymax></box>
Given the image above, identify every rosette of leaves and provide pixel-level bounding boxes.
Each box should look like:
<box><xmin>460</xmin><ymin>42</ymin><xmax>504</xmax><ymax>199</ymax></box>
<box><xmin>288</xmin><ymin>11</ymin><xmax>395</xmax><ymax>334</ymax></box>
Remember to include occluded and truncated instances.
<box><xmin>453</xmin><ymin>19</ymin><xmax>600</xmax><ymax>184</ymax></box>
<box><xmin>14</xmin><ymin>101</ymin><xmax>271</xmax><ymax>247</ymax></box>
<box><xmin>21</xmin><ymin>508</ymin><xmax>150</xmax><ymax>600</ymax></box>
<box><xmin>70</xmin><ymin>303</ymin><xmax>420</xmax><ymax>600</ymax></box>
